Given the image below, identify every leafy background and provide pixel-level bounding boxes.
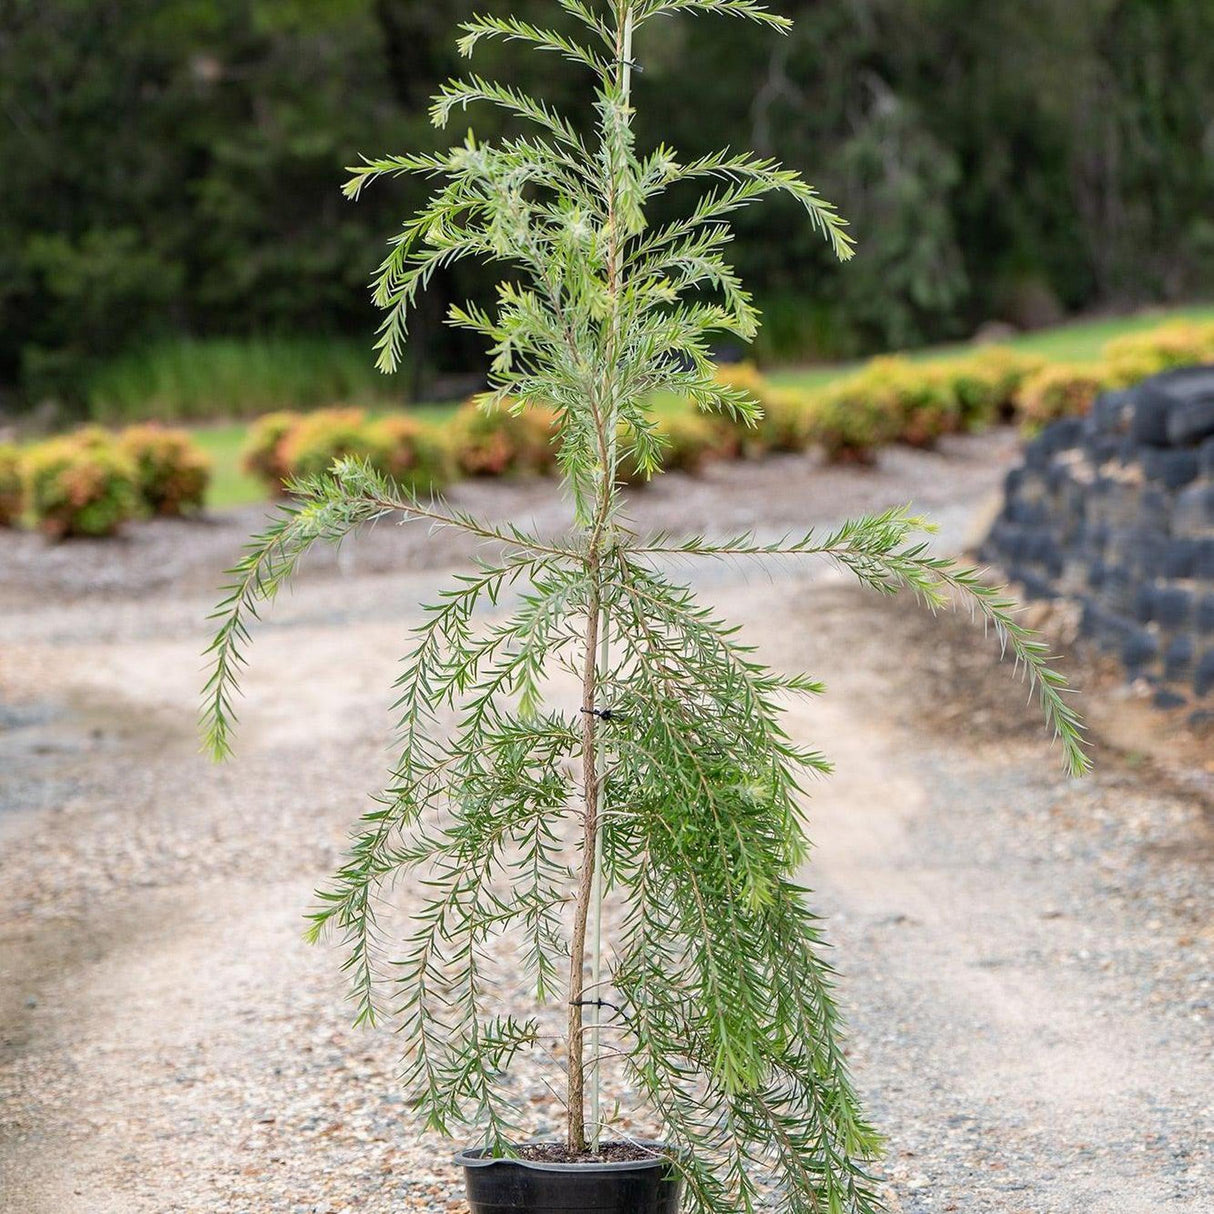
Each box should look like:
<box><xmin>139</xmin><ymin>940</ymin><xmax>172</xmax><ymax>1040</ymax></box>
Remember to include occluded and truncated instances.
<box><xmin>3</xmin><ymin>0</ymin><xmax>1213</xmax><ymax>409</ymax></box>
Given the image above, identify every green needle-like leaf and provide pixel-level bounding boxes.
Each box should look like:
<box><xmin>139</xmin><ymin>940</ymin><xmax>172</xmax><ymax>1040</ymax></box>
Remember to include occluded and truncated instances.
<box><xmin>204</xmin><ymin>6</ymin><xmax>1088</xmax><ymax>1212</ymax></box>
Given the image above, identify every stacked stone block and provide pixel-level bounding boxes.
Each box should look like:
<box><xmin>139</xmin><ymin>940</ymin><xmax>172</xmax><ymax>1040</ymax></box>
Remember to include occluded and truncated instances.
<box><xmin>983</xmin><ymin>366</ymin><xmax>1214</xmax><ymax>714</ymax></box>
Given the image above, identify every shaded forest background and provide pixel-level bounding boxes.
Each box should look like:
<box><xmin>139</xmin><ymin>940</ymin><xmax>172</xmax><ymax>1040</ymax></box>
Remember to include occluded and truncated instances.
<box><xmin>2</xmin><ymin>0</ymin><xmax>1213</xmax><ymax>411</ymax></box>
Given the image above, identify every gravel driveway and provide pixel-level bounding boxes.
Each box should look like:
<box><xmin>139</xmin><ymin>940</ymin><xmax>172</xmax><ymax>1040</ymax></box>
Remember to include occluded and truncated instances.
<box><xmin>1</xmin><ymin>432</ymin><xmax>1210</xmax><ymax>1213</ymax></box>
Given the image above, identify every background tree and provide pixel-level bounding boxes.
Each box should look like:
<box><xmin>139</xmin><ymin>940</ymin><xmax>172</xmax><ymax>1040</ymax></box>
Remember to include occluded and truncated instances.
<box><xmin>3</xmin><ymin>0</ymin><xmax>1212</xmax><ymax>408</ymax></box>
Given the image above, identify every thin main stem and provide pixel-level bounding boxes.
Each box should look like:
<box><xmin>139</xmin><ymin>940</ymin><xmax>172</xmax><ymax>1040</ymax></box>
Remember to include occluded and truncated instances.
<box><xmin>588</xmin><ymin>606</ymin><xmax>610</xmax><ymax>1149</ymax></box>
<box><xmin>566</xmin><ymin>570</ymin><xmax>602</xmax><ymax>1152</ymax></box>
<box><xmin>566</xmin><ymin>1</ymin><xmax>634</xmax><ymax>1156</ymax></box>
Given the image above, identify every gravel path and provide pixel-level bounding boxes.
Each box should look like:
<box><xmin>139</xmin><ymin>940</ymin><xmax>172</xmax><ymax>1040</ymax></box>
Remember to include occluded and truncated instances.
<box><xmin>1</xmin><ymin>433</ymin><xmax>1210</xmax><ymax>1213</ymax></box>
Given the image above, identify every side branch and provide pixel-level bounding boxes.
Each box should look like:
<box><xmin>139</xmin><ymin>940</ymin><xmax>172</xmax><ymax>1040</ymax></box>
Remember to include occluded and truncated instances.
<box><xmin>201</xmin><ymin>459</ymin><xmax>571</xmax><ymax>761</ymax></box>
<box><xmin>200</xmin><ymin>487</ymin><xmax>398</xmax><ymax>760</ymax></box>
<box><xmin>632</xmin><ymin>508</ymin><xmax>1090</xmax><ymax>777</ymax></box>
<box><xmin>320</xmin><ymin>458</ymin><xmax>576</xmax><ymax>558</ymax></box>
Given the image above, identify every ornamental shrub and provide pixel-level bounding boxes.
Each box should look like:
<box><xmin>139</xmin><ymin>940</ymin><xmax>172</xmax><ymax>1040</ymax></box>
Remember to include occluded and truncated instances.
<box><xmin>948</xmin><ymin>348</ymin><xmax>1047</xmax><ymax>426</ymax></box>
<box><xmin>365</xmin><ymin>415</ymin><xmax>451</xmax><ymax>494</ymax></box>
<box><xmin>1015</xmin><ymin>363</ymin><xmax>1112</xmax><ymax>428</ymax></box>
<box><xmin>23</xmin><ymin>431</ymin><xmax>139</xmax><ymax>538</ymax></box>
<box><xmin>713</xmin><ymin>363</ymin><xmax>811</xmax><ymax>455</ymax></box>
<box><xmin>244</xmin><ymin>409</ymin><xmax>453</xmax><ymax>495</ymax></box>
<box><xmin>619</xmin><ymin>411</ymin><xmax>731</xmax><ymax>484</ymax></box>
<box><xmin>119</xmin><ymin>424</ymin><xmax>211</xmax><ymax>516</ymax></box>
<box><xmin>808</xmin><ymin>357</ymin><xmax>959</xmax><ymax>459</ymax></box>
<box><xmin>0</xmin><ymin>444</ymin><xmax>22</xmax><ymax>526</ymax></box>
<box><xmin>241</xmin><ymin>411</ymin><xmax>303</xmax><ymax>494</ymax></box>
<box><xmin>843</xmin><ymin>359</ymin><xmax>960</xmax><ymax>450</ymax></box>
<box><xmin>875</xmin><ymin>359</ymin><xmax>962</xmax><ymax>447</ymax></box>
<box><xmin>760</xmin><ymin>390</ymin><xmax>815</xmax><ymax>453</ymax></box>
<box><xmin>449</xmin><ymin>399</ymin><xmax>559</xmax><ymax>477</ymax></box>
<box><xmin>72</xmin><ymin>424</ymin><xmax>119</xmax><ymax>451</ymax></box>
<box><xmin>805</xmin><ymin>378</ymin><xmax>902</xmax><ymax>464</ymax></box>
<box><xmin>1104</xmin><ymin>321</ymin><xmax>1214</xmax><ymax>385</ymax></box>
<box><xmin>278</xmin><ymin>408</ymin><xmax>383</xmax><ymax>482</ymax></box>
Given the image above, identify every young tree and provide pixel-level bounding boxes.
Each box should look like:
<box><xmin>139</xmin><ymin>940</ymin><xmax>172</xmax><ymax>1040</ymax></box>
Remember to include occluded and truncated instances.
<box><xmin>203</xmin><ymin>3</ymin><xmax>1087</xmax><ymax>1210</ymax></box>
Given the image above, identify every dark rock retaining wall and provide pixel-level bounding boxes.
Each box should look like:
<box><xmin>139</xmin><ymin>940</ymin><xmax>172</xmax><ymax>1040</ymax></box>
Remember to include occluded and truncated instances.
<box><xmin>982</xmin><ymin>366</ymin><xmax>1214</xmax><ymax>716</ymax></box>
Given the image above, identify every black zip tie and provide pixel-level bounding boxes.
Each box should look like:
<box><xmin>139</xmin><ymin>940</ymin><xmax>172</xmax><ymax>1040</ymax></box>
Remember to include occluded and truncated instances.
<box><xmin>569</xmin><ymin>999</ymin><xmax>625</xmax><ymax>1015</ymax></box>
<box><xmin>580</xmin><ymin>707</ymin><xmax>615</xmax><ymax>721</ymax></box>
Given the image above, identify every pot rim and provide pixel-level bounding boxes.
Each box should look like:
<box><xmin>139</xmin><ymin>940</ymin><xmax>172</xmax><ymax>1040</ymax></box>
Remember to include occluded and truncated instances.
<box><xmin>455</xmin><ymin>1141</ymin><xmax>677</xmax><ymax>1174</ymax></box>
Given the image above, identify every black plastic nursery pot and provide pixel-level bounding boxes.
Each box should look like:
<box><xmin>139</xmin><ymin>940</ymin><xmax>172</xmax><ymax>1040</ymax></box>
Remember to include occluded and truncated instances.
<box><xmin>455</xmin><ymin>1145</ymin><xmax>683</xmax><ymax>1214</ymax></box>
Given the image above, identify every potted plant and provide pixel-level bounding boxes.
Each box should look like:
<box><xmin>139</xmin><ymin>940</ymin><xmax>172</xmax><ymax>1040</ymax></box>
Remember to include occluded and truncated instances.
<box><xmin>202</xmin><ymin>3</ymin><xmax>1088</xmax><ymax>1211</ymax></box>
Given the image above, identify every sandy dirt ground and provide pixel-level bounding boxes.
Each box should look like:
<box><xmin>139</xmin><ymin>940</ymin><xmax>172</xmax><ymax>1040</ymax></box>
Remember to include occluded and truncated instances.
<box><xmin>1</xmin><ymin>432</ymin><xmax>1210</xmax><ymax>1213</ymax></box>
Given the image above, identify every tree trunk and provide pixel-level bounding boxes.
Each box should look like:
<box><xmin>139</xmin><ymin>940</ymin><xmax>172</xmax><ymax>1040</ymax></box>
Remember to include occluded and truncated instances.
<box><xmin>566</xmin><ymin>570</ymin><xmax>602</xmax><ymax>1153</ymax></box>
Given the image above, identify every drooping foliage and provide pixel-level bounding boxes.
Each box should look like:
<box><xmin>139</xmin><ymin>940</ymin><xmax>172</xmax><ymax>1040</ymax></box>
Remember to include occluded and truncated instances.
<box><xmin>202</xmin><ymin>6</ymin><xmax>1088</xmax><ymax>1213</ymax></box>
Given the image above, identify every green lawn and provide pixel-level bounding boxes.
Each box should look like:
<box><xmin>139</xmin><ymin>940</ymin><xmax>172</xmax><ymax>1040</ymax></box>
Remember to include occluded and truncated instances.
<box><xmin>768</xmin><ymin>304</ymin><xmax>1214</xmax><ymax>392</ymax></box>
<box><xmin>196</xmin><ymin>304</ymin><xmax>1214</xmax><ymax>510</ymax></box>
<box><xmin>192</xmin><ymin>423</ymin><xmax>264</xmax><ymax>510</ymax></box>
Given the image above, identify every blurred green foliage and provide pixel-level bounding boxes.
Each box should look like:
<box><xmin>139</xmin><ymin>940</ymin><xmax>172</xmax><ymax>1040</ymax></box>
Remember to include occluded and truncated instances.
<box><xmin>2</xmin><ymin>0</ymin><xmax>1213</xmax><ymax>412</ymax></box>
<box><xmin>88</xmin><ymin>336</ymin><xmax>413</xmax><ymax>422</ymax></box>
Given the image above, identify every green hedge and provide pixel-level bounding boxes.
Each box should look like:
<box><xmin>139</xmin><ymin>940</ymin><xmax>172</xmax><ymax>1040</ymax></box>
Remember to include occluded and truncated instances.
<box><xmin>22</xmin><ymin>430</ymin><xmax>141</xmax><ymax>538</ymax></box>
<box><xmin>0</xmin><ymin>445</ymin><xmax>22</xmax><ymax>527</ymax></box>
<box><xmin>231</xmin><ymin>316</ymin><xmax>1214</xmax><ymax>482</ymax></box>
<box><xmin>119</xmin><ymin>425</ymin><xmax>211</xmax><ymax>516</ymax></box>
<box><xmin>8</xmin><ymin>318</ymin><xmax>1214</xmax><ymax>538</ymax></box>
<box><xmin>241</xmin><ymin>406</ymin><xmax>452</xmax><ymax>496</ymax></box>
<box><xmin>6</xmin><ymin>423</ymin><xmax>212</xmax><ymax>537</ymax></box>
<box><xmin>800</xmin><ymin>319</ymin><xmax>1214</xmax><ymax>460</ymax></box>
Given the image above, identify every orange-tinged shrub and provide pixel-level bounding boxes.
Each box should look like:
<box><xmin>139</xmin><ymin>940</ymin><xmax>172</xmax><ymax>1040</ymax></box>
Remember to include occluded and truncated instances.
<box><xmin>879</xmin><ymin>359</ymin><xmax>962</xmax><ymax>447</ymax></box>
<box><xmin>619</xmin><ymin>411</ymin><xmax>733</xmax><ymax>484</ymax></box>
<box><xmin>806</xmin><ymin>357</ymin><xmax>958</xmax><ymax>460</ymax></box>
<box><xmin>804</xmin><ymin>380</ymin><xmax>901</xmax><ymax>465</ymax></box>
<box><xmin>23</xmin><ymin>432</ymin><xmax>139</xmax><ymax>538</ymax></box>
<box><xmin>241</xmin><ymin>411</ymin><xmax>302</xmax><ymax>494</ymax></box>
<box><xmin>278</xmin><ymin>408</ymin><xmax>384</xmax><ymax>482</ymax></box>
<box><xmin>947</xmin><ymin>348</ymin><xmax>1047</xmax><ymax>426</ymax></box>
<box><xmin>365</xmin><ymin>415</ymin><xmax>451</xmax><ymax>494</ymax></box>
<box><xmin>711</xmin><ymin>363</ymin><xmax>812</xmax><ymax>455</ymax></box>
<box><xmin>119</xmin><ymin>425</ymin><xmax>211</xmax><ymax>516</ymax></box>
<box><xmin>1103</xmin><ymin>322</ymin><xmax>1214</xmax><ymax>385</ymax></box>
<box><xmin>244</xmin><ymin>408</ymin><xmax>453</xmax><ymax>494</ymax></box>
<box><xmin>0</xmin><ymin>444</ymin><xmax>22</xmax><ymax>526</ymax></box>
<box><xmin>449</xmin><ymin>399</ymin><xmax>559</xmax><ymax>477</ymax></box>
<box><xmin>1015</xmin><ymin>363</ymin><xmax>1111</xmax><ymax>428</ymax></box>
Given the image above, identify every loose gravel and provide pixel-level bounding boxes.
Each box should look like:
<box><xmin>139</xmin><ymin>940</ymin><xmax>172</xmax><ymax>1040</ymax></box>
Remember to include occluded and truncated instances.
<box><xmin>1</xmin><ymin>432</ymin><xmax>1210</xmax><ymax>1213</ymax></box>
